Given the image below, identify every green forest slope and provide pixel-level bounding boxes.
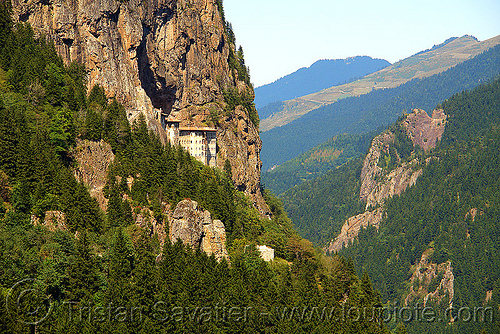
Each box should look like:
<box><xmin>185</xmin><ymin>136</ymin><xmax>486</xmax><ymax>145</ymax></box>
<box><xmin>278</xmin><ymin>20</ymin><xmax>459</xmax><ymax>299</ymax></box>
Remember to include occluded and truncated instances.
<box><xmin>340</xmin><ymin>77</ymin><xmax>500</xmax><ymax>334</ymax></box>
<box><xmin>281</xmin><ymin>73</ymin><xmax>500</xmax><ymax>332</ymax></box>
<box><xmin>262</xmin><ymin>130</ymin><xmax>380</xmax><ymax>196</ymax></box>
<box><xmin>0</xmin><ymin>3</ymin><xmax>389</xmax><ymax>333</ymax></box>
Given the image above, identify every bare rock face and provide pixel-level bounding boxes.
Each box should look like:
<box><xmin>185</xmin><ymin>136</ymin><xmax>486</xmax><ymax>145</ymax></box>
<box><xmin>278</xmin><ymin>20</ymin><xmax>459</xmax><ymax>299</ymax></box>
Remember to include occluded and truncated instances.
<box><xmin>11</xmin><ymin>0</ymin><xmax>269</xmax><ymax>214</ymax></box>
<box><xmin>365</xmin><ymin>160</ymin><xmax>422</xmax><ymax>209</ymax></box>
<box><xmin>202</xmin><ymin>219</ymin><xmax>229</xmax><ymax>261</ymax></box>
<box><xmin>170</xmin><ymin>199</ymin><xmax>205</xmax><ymax>248</ymax></box>
<box><xmin>327</xmin><ymin>109</ymin><xmax>446</xmax><ymax>252</ymax></box>
<box><xmin>404</xmin><ymin>248</ymin><xmax>454</xmax><ymax>309</ymax></box>
<box><xmin>134</xmin><ymin>207</ymin><xmax>168</xmax><ymax>247</ymax></box>
<box><xmin>359</xmin><ymin>131</ymin><xmax>394</xmax><ymax>203</ymax></box>
<box><xmin>72</xmin><ymin>139</ymin><xmax>115</xmax><ymax>211</ymax></box>
<box><xmin>257</xmin><ymin>245</ymin><xmax>275</xmax><ymax>262</ymax></box>
<box><xmin>403</xmin><ymin>109</ymin><xmax>447</xmax><ymax>151</ymax></box>
<box><xmin>217</xmin><ymin>105</ymin><xmax>267</xmax><ymax>211</ymax></box>
<box><xmin>326</xmin><ymin>208</ymin><xmax>384</xmax><ymax>253</ymax></box>
<box><xmin>359</xmin><ymin>131</ymin><xmax>422</xmax><ymax>209</ymax></box>
<box><xmin>31</xmin><ymin>211</ymin><xmax>68</xmax><ymax>231</ymax></box>
<box><xmin>170</xmin><ymin>199</ymin><xmax>228</xmax><ymax>261</ymax></box>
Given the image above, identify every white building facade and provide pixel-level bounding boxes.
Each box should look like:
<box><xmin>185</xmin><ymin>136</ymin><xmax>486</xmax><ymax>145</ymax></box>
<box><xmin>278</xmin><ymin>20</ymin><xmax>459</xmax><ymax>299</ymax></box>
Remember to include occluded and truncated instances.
<box><xmin>164</xmin><ymin>118</ymin><xmax>217</xmax><ymax>167</ymax></box>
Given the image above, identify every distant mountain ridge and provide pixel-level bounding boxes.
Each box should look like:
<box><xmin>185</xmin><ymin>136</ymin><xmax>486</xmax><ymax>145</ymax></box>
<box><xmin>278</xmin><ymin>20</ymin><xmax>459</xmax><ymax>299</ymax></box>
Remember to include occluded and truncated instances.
<box><xmin>254</xmin><ymin>56</ymin><xmax>390</xmax><ymax>112</ymax></box>
<box><xmin>260</xmin><ymin>35</ymin><xmax>500</xmax><ymax>132</ymax></box>
<box><xmin>260</xmin><ymin>42</ymin><xmax>500</xmax><ymax>171</ymax></box>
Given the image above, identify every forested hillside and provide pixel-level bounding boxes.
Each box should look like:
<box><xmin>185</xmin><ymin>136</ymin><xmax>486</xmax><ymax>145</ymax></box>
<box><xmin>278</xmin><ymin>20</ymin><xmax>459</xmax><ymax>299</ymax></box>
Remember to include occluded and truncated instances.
<box><xmin>340</xmin><ymin>77</ymin><xmax>500</xmax><ymax>334</ymax></box>
<box><xmin>280</xmin><ymin>77</ymin><xmax>500</xmax><ymax>333</ymax></box>
<box><xmin>280</xmin><ymin>158</ymin><xmax>366</xmax><ymax>246</ymax></box>
<box><xmin>0</xmin><ymin>3</ymin><xmax>389</xmax><ymax>333</ymax></box>
<box><xmin>262</xmin><ymin>130</ymin><xmax>380</xmax><ymax>195</ymax></box>
<box><xmin>261</xmin><ymin>44</ymin><xmax>500</xmax><ymax>170</ymax></box>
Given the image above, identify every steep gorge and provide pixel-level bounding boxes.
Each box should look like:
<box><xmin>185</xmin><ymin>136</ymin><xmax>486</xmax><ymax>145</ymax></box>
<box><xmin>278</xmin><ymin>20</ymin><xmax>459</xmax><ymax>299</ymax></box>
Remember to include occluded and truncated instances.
<box><xmin>11</xmin><ymin>0</ymin><xmax>269</xmax><ymax>213</ymax></box>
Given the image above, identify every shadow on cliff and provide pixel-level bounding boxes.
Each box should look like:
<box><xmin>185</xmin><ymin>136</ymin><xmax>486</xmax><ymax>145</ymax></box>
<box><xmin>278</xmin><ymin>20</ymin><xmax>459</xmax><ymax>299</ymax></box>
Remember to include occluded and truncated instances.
<box><xmin>137</xmin><ymin>24</ymin><xmax>177</xmax><ymax>115</ymax></box>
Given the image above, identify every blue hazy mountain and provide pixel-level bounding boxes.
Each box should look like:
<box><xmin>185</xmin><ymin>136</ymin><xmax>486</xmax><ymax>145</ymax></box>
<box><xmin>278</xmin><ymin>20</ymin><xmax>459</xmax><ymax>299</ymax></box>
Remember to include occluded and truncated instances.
<box><xmin>260</xmin><ymin>44</ymin><xmax>500</xmax><ymax>171</ymax></box>
<box><xmin>254</xmin><ymin>56</ymin><xmax>390</xmax><ymax>112</ymax></box>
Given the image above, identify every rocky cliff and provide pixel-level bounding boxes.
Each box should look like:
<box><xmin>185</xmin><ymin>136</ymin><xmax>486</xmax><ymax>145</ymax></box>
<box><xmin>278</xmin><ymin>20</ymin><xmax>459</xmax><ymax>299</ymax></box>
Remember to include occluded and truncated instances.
<box><xmin>170</xmin><ymin>199</ymin><xmax>229</xmax><ymax>261</ymax></box>
<box><xmin>326</xmin><ymin>208</ymin><xmax>384</xmax><ymax>253</ymax></box>
<box><xmin>11</xmin><ymin>0</ymin><xmax>269</xmax><ymax>214</ymax></box>
<box><xmin>326</xmin><ymin>109</ymin><xmax>446</xmax><ymax>253</ymax></box>
<box><xmin>403</xmin><ymin>108</ymin><xmax>447</xmax><ymax>151</ymax></box>
<box><xmin>359</xmin><ymin>130</ymin><xmax>422</xmax><ymax>210</ymax></box>
<box><xmin>73</xmin><ymin>139</ymin><xmax>115</xmax><ymax>211</ymax></box>
<box><xmin>404</xmin><ymin>248</ymin><xmax>454</xmax><ymax>309</ymax></box>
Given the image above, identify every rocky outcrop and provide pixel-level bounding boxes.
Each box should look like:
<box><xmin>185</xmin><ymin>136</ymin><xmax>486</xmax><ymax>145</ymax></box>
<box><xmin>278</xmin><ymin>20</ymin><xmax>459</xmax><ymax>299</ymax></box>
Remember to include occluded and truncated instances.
<box><xmin>31</xmin><ymin>211</ymin><xmax>68</xmax><ymax>231</ymax></box>
<box><xmin>202</xmin><ymin>219</ymin><xmax>229</xmax><ymax>261</ymax></box>
<box><xmin>170</xmin><ymin>199</ymin><xmax>228</xmax><ymax>261</ymax></box>
<box><xmin>327</xmin><ymin>109</ymin><xmax>446</xmax><ymax>252</ymax></box>
<box><xmin>170</xmin><ymin>199</ymin><xmax>205</xmax><ymax>248</ymax></box>
<box><xmin>72</xmin><ymin>139</ymin><xmax>115</xmax><ymax>211</ymax></box>
<box><xmin>217</xmin><ymin>105</ymin><xmax>268</xmax><ymax>212</ymax></box>
<box><xmin>326</xmin><ymin>208</ymin><xmax>384</xmax><ymax>253</ymax></box>
<box><xmin>360</xmin><ymin>109</ymin><xmax>446</xmax><ymax>209</ymax></box>
<box><xmin>11</xmin><ymin>0</ymin><xmax>269</xmax><ymax>215</ymax></box>
<box><xmin>365</xmin><ymin>160</ymin><xmax>422</xmax><ymax>209</ymax></box>
<box><xmin>134</xmin><ymin>207</ymin><xmax>168</xmax><ymax>247</ymax></box>
<box><xmin>403</xmin><ymin>109</ymin><xmax>447</xmax><ymax>151</ymax></box>
<box><xmin>404</xmin><ymin>248</ymin><xmax>454</xmax><ymax>308</ymax></box>
<box><xmin>359</xmin><ymin>131</ymin><xmax>422</xmax><ymax>209</ymax></box>
<box><xmin>359</xmin><ymin>131</ymin><xmax>393</xmax><ymax>203</ymax></box>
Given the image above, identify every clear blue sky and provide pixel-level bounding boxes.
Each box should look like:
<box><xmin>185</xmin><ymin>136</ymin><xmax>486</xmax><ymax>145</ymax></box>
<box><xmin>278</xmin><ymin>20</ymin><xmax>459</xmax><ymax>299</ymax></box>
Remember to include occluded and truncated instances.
<box><xmin>223</xmin><ymin>0</ymin><xmax>500</xmax><ymax>87</ymax></box>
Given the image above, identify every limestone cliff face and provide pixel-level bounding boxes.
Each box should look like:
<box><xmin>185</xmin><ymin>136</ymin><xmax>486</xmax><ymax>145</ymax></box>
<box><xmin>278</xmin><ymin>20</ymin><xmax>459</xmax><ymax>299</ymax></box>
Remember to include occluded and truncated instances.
<box><xmin>326</xmin><ymin>208</ymin><xmax>384</xmax><ymax>253</ymax></box>
<box><xmin>365</xmin><ymin>160</ymin><xmax>422</xmax><ymax>209</ymax></box>
<box><xmin>326</xmin><ymin>109</ymin><xmax>446</xmax><ymax>252</ymax></box>
<box><xmin>359</xmin><ymin>131</ymin><xmax>394</xmax><ymax>204</ymax></box>
<box><xmin>403</xmin><ymin>109</ymin><xmax>447</xmax><ymax>152</ymax></box>
<box><xmin>72</xmin><ymin>139</ymin><xmax>115</xmax><ymax>211</ymax></box>
<box><xmin>404</xmin><ymin>248</ymin><xmax>454</xmax><ymax>309</ymax></box>
<box><xmin>360</xmin><ymin>109</ymin><xmax>446</xmax><ymax>209</ymax></box>
<box><xmin>359</xmin><ymin>131</ymin><xmax>422</xmax><ymax>209</ymax></box>
<box><xmin>170</xmin><ymin>199</ymin><xmax>229</xmax><ymax>261</ymax></box>
<box><xmin>11</xmin><ymin>0</ymin><xmax>269</xmax><ymax>214</ymax></box>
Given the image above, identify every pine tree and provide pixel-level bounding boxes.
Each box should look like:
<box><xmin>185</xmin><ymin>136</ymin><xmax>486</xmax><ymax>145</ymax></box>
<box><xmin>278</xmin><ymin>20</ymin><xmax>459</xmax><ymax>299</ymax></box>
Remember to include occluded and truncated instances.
<box><xmin>87</xmin><ymin>84</ymin><xmax>107</xmax><ymax>108</ymax></box>
<box><xmin>107</xmin><ymin>184</ymin><xmax>123</xmax><ymax>227</ymax></box>
<box><xmin>67</xmin><ymin>231</ymin><xmax>98</xmax><ymax>301</ymax></box>
<box><xmin>11</xmin><ymin>178</ymin><xmax>31</xmax><ymax>215</ymax></box>
<box><xmin>224</xmin><ymin>158</ymin><xmax>233</xmax><ymax>180</ymax></box>
<box><xmin>0</xmin><ymin>0</ymin><xmax>12</xmax><ymax>60</ymax></box>
<box><xmin>0</xmin><ymin>106</ymin><xmax>20</xmax><ymax>178</ymax></box>
<box><xmin>85</xmin><ymin>108</ymin><xmax>103</xmax><ymax>141</ymax></box>
<box><xmin>107</xmin><ymin>228</ymin><xmax>134</xmax><ymax>305</ymax></box>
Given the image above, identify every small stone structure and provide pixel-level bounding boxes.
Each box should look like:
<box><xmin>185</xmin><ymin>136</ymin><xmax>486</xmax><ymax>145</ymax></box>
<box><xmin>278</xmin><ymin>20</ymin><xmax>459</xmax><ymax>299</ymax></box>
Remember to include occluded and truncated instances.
<box><xmin>257</xmin><ymin>245</ymin><xmax>275</xmax><ymax>262</ymax></box>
